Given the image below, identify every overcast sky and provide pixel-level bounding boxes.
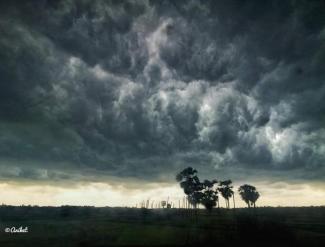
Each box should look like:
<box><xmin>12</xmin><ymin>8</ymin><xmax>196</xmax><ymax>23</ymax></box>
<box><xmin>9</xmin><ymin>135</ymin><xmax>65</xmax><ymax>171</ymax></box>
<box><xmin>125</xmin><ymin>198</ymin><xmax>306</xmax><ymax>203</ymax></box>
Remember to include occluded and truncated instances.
<box><xmin>0</xmin><ymin>0</ymin><xmax>324</xmax><ymax>206</ymax></box>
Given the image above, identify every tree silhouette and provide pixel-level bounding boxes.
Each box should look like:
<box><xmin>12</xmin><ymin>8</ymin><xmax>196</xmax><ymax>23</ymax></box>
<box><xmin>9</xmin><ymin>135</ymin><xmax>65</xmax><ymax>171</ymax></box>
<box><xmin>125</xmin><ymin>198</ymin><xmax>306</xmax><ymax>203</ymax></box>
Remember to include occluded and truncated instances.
<box><xmin>176</xmin><ymin>167</ymin><xmax>203</xmax><ymax>208</ymax></box>
<box><xmin>218</xmin><ymin>180</ymin><xmax>234</xmax><ymax>209</ymax></box>
<box><xmin>200</xmin><ymin>179</ymin><xmax>218</xmax><ymax>211</ymax></box>
<box><xmin>250</xmin><ymin>189</ymin><xmax>260</xmax><ymax>208</ymax></box>
<box><xmin>176</xmin><ymin>167</ymin><xmax>221</xmax><ymax>210</ymax></box>
<box><xmin>238</xmin><ymin>184</ymin><xmax>260</xmax><ymax>208</ymax></box>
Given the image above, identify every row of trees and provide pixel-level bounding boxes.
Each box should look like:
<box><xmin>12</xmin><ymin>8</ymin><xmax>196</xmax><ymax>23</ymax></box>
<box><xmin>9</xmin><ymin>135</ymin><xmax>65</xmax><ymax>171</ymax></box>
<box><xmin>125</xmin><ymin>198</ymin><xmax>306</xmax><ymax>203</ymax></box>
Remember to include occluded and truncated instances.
<box><xmin>176</xmin><ymin>167</ymin><xmax>260</xmax><ymax>210</ymax></box>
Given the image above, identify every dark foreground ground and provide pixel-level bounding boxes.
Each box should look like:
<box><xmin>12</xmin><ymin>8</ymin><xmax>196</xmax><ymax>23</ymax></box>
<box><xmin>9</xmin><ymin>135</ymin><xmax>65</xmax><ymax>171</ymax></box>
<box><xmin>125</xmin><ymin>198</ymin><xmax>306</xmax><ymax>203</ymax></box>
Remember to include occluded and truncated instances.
<box><xmin>0</xmin><ymin>206</ymin><xmax>324</xmax><ymax>247</ymax></box>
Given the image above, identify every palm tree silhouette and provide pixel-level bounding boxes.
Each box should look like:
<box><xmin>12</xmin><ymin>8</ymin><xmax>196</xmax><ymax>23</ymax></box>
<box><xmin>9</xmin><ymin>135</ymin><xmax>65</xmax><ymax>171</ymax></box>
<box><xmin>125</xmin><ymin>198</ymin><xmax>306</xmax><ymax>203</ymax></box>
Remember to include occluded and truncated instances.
<box><xmin>218</xmin><ymin>180</ymin><xmax>234</xmax><ymax>209</ymax></box>
<box><xmin>250</xmin><ymin>189</ymin><xmax>260</xmax><ymax>208</ymax></box>
<box><xmin>238</xmin><ymin>184</ymin><xmax>260</xmax><ymax>208</ymax></box>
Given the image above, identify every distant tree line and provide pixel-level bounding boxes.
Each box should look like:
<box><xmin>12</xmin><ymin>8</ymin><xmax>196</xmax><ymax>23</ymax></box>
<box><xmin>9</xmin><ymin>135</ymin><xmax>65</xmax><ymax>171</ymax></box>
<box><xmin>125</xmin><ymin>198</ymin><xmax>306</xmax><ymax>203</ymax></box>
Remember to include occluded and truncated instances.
<box><xmin>176</xmin><ymin>167</ymin><xmax>260</xmax><ymax>210</ymax></box>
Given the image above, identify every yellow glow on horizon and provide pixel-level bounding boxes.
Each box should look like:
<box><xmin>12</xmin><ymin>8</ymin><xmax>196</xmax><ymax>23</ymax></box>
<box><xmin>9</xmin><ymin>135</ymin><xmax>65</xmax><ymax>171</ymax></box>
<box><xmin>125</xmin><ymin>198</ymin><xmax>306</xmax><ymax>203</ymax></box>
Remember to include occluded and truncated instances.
<box><xmin>0</xmin><ymin>181</ymin><xmax>324</xmax><ymax>207</ymax></box>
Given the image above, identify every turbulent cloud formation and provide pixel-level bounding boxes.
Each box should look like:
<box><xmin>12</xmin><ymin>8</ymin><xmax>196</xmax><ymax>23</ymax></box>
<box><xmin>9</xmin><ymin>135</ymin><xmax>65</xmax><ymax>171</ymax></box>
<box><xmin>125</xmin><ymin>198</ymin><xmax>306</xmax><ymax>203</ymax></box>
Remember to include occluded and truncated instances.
<box><xmin>0</xmin><ymin>0</ymin><xmax>325</xmax><ymax>183</ymax></box>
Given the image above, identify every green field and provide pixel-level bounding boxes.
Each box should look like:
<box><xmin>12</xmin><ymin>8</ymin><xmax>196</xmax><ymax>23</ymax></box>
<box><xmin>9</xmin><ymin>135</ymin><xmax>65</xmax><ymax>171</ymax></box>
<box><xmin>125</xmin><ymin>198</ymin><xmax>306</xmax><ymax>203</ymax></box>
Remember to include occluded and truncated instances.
<box><xmin>0</xmin><ymin>206</ymin><xmax>324</xmax><ymax>247</ymax></box>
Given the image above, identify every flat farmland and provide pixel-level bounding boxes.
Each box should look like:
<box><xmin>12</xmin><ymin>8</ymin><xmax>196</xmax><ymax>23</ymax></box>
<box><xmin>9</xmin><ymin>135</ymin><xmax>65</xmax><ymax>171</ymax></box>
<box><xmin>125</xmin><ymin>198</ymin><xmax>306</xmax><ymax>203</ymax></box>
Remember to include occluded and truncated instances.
<box><xmin>0</xmin><ymin>206</ymin><xmax>324</xmax><ymax>247</ymax></box>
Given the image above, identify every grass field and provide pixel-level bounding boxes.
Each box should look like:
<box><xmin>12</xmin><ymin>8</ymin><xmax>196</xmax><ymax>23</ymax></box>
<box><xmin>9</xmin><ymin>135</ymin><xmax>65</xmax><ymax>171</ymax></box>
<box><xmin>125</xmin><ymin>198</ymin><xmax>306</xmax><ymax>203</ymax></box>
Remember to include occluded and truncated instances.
<box><xmin>0</xmin><ymin>206</ymin><xmax>324</xmax><ymax>247</ymax></box>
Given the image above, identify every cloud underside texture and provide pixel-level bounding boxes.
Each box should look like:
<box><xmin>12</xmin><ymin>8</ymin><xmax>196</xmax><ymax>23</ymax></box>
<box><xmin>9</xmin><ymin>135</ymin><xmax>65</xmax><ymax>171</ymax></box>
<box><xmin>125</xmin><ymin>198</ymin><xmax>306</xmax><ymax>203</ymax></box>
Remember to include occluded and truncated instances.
<box><xmin>0</xmin><ymin>0</ymin><xmax>325</xmax><ymax>182</ymax></box>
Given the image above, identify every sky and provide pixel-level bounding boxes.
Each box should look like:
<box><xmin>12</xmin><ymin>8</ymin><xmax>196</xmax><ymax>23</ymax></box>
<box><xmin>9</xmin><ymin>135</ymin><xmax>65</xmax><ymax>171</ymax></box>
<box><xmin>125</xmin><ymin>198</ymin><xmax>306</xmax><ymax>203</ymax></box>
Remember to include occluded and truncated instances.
<box><xmin>0</xmin><ymin>0</ymin><xmax>325</xmax><ymax>207</ymax></box>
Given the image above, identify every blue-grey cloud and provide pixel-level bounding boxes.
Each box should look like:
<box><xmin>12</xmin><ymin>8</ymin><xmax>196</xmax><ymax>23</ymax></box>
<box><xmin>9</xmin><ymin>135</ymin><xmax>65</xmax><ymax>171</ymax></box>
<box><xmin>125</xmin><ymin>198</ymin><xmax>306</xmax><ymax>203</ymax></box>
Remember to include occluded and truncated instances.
<box><xmin>0</xmin><ymin>0</ymin><xmax>324</xmax><ymax>182</ymax></box>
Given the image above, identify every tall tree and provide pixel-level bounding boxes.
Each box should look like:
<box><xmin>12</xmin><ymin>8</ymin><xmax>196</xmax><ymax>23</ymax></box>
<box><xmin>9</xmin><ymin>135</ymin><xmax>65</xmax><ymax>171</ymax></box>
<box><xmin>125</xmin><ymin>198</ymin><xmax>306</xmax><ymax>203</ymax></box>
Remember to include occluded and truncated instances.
<box><xmin>238</xmin><ymin>184</ymin><xmax>260</xmax><ymax>208</ymax></box>
<box><xmin>200</xmin><ymin>179</ymin><xmax>218</xmax><ymax>211</ymax></box>
<box><xmin>218</xmin><ymin>180</ymin><xmax>234</xmax><ymax>209</ymax></box>
<box><xmin>176</xmin><ymin>167</ymin><xmax>203</xmax><ymax>208</ymax></box>
<box><xmin>250</xmin><ymin>189</ymin><xmax>260</xmax><ymax>208</ymax></box>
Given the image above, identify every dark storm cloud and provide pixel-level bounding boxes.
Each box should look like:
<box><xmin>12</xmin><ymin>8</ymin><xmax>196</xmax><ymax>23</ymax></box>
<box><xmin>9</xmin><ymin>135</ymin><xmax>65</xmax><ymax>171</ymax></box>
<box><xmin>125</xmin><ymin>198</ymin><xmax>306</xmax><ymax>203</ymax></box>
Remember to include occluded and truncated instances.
<box><xmin>0</xmin><ymin>0</ymin><xmax>324</xmax><ymax>182</ymax></box>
